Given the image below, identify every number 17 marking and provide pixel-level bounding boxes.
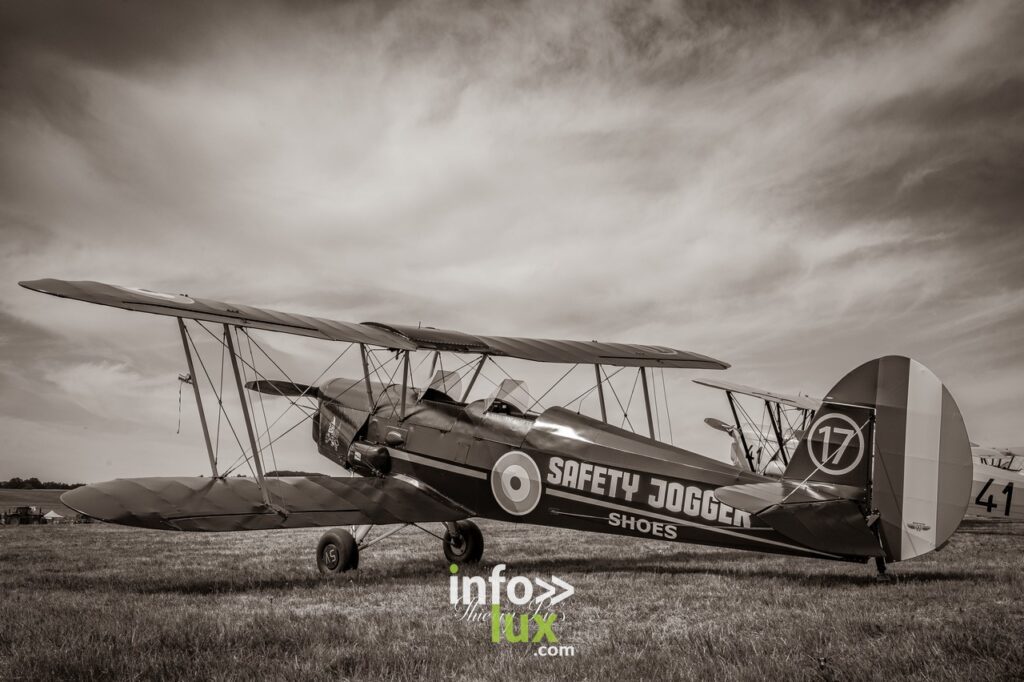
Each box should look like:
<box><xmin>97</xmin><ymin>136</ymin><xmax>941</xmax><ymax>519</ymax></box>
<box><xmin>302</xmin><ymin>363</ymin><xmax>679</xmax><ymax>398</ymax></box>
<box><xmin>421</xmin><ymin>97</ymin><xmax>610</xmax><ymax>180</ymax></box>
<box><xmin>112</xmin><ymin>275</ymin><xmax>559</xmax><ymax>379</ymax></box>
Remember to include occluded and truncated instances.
<box><xmin>819</xmin><ymin>425</ymin><xmax>857</xmax><ymax>465</ymax></box>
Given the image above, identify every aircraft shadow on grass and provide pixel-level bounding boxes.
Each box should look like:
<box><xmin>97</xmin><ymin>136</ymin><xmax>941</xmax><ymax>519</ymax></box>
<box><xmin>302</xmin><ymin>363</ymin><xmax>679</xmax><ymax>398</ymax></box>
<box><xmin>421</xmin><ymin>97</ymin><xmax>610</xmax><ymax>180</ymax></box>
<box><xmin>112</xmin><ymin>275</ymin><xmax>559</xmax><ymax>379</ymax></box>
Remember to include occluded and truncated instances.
<box><xmin>32</xmin><ymin>549</ymin><xmax>991</xmax><ymax>596</ymax></box>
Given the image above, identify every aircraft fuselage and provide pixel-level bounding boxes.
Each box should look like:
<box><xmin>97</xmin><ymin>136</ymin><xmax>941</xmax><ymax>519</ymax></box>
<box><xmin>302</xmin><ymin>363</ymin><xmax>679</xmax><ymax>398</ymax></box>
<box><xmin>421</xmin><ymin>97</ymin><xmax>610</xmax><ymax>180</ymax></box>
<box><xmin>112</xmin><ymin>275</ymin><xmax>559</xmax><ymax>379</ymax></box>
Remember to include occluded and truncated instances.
<box><xmin>320</xmin><ymin>378</ymin><xmax>859</xmax><ymax>562</ymax></box>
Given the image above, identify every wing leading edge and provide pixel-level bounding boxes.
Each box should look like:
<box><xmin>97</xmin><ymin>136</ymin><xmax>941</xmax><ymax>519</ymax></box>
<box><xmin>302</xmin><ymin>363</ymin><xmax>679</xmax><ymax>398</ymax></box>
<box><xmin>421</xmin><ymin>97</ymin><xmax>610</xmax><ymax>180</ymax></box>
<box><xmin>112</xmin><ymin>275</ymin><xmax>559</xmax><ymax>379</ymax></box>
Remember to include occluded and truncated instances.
<box><xmin>20</xmin><ymin>278</ymin><xmax>728</xmax><ymax>369</ymax></box>
<box><xmin>693</xmin><ymin>377</ymin><xmax>819</xmax><ymax>410</ymax></box>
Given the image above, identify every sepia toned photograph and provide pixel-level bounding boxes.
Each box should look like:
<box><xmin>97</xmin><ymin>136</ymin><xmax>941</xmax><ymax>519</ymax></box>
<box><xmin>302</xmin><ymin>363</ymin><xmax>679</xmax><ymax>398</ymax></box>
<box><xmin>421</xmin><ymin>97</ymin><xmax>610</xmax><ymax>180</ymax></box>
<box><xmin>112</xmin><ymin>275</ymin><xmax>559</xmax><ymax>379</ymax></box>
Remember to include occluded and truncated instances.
<box><xmin>1</xmin><ymin>1</ymin><xmax>1022</xmax><ymax>680</ymax></box>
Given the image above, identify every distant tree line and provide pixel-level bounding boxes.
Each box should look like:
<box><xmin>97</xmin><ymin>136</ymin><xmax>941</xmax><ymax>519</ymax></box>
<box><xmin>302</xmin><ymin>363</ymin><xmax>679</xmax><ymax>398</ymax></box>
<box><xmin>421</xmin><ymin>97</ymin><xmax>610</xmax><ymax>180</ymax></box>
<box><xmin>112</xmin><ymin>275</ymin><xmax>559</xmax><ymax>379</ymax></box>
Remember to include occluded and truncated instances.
<box><xmin>0</xmin><ymin>477</ymin><xmax>83</xmax><ymax>490</ymax></box>
<box><xmin>1</xmin><ymin>473</ymin><xmax>322</xmax><ymax>488</ymax></box>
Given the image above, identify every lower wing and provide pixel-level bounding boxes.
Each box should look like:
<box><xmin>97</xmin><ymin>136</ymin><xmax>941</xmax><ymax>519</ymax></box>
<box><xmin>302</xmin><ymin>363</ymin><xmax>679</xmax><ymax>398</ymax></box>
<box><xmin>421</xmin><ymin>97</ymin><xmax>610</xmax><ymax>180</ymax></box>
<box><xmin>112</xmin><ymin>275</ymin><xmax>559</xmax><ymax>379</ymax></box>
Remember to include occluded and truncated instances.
<box><xmin>61</xmin><ymin>474</ymin><xmax>471</xmax><ymax>531</ymax></box>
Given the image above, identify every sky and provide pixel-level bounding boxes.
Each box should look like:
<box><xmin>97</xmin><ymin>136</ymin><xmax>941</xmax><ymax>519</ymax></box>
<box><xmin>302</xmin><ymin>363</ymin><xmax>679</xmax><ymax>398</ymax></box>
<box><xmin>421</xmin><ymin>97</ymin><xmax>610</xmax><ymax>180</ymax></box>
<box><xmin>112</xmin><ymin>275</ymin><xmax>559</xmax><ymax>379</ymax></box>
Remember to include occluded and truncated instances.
<box><xmin>1</xmin><ymin>0</ymin><xmax>1022</xmax><ymax>482</ymax></box>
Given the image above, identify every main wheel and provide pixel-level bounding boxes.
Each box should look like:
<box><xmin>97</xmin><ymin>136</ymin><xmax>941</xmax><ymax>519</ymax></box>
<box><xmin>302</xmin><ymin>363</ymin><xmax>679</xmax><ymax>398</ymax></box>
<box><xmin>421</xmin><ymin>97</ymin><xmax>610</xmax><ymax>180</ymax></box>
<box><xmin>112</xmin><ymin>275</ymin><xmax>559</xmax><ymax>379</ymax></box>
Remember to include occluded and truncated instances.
<box><xmin>443</xmin><ymin>520</ymin><xmax>484</xmax><ymax>564</ymax></box>
<box><xmin>317</xmin><ymin>528</ymin><xmax>359</xmax><ymax>574</ymax></box>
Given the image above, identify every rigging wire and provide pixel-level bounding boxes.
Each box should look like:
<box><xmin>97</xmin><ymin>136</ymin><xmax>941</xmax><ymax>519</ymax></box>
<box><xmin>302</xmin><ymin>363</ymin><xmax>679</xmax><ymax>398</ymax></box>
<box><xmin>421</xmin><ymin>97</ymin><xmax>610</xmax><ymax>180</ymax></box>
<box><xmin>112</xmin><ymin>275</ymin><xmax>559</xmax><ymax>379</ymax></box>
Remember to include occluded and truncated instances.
<box><xmin>219</xmin><ymin>345</ymin><xmax>356</xmax><ymax>477</ymax></box>
<box><xmin>183</xmin><ymin>322</ymin><xmax>224</xmax><ymax>463</ymax></box>
<box><xmin>620</xmin><ymin>370</ymin><xmax>641</xmax><ymax>430</ymax></box>
<box><xmin>189</xmin><ymin>322</ymin><xmax>315</xmax><ymax>476</ymax></box>
<box><xmin>423</xmin><ymin>352</ymin><xmax>478</xmax><ymax>397</ymax></box>
<box><xmin>412</xmin><ymin>349</ymin><xmax>432</xmax><ymax>388</ymax></box>
<box><xmin>185</xmin><ymin>323</ymin><xmax>250</xmax><ymax>473</ymax></box>
<box><xmin>487</xmin><ymin>357</ymin><xmax>547</xmax><ymax>411</ymax></box>
<box><xmin>365</xmin><ymin>349</ymin><xmax>404</xmax><ymax>414</ymax></box>
<box><xmin>243</xmin><ymin>330</ymin><xmax>353</xmax><ymax>407</ymax></box>
<box><xmin>246</xmin><ymin>339</ymin><xmax>354</xmax><ymax>440</ymax></box>
<box><xmin>780</xmin><ymin>416</ymin><xmax>873</xmax><ymax>503</ymax></box>
<box><xmin>603</xmin><ymin>369</ymin><xmax>636</xmax><ymax>432</ymax></box>
<box><xmin>219</xmin><ymin>372</ymin><xmax>371</xmax><ymax>478</ymax></box>
<box><xmin>526</xmin><ymin>364</ymin><xmax>578</xmax><ymax>413</ymax></box>
<box><xmin>185</xmin><ymin>321</ymin><xmax>346</xmax><ymax>479</ymax></box>
<box><xmin>446</xmin><ymin>354</ymin><xmax>485</xmax><ymax>393</ymax></box>
<box><xmin>191</xmin><ymin>322</ymin><xmax>314</xmax><ymax>416</ymax></box>
<box><xmin>230</xmin><ymin>327</ymin><xmax>263</xmax><ymax>481</ymax></box>
<box><xmin>562</xmin><ymin>366</ymin><xmax>625</xmax><ymax>412</ymax></box>
<box><xmin>245</xmin><ymin>332</ymin><xmax>278</xmax><ymax>477</ymax></box>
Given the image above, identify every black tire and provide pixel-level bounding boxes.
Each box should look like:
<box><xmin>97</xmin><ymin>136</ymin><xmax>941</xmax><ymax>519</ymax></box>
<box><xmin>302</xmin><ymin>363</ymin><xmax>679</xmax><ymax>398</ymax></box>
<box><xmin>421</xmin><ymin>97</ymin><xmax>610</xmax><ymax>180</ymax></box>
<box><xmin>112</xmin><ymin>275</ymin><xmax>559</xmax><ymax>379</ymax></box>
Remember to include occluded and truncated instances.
<box><xmin>317</xmin><ymin>528</ymin><xmax>359</xmax><ymax>574</ymax></box>
<box><xmin>443</xmin><ymin>520</ymin><xmax>484</xmax><ymax>564</ymax></box>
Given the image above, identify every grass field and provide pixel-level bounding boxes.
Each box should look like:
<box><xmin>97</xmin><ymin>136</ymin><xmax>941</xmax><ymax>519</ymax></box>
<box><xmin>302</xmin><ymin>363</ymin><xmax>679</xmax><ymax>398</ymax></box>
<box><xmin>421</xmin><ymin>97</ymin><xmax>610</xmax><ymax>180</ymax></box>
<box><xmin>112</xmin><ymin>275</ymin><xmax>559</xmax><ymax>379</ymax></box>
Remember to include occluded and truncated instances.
<box><xmin>1</xmin><ymin>518</ymin><xmax>1022</xmax><ymax>681</ymax></box>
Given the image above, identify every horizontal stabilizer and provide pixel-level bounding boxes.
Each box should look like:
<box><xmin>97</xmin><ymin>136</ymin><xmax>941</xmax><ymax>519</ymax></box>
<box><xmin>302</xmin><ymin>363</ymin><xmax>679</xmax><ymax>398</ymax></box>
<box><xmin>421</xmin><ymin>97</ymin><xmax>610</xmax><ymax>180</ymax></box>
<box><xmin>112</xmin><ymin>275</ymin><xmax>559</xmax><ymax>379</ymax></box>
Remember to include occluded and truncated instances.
<box><xmin>714</xmin><ymin>480</ymin><xmax>863</xmax><ymax>515</ymax></box>
<box><xmin>759</xmin><ymin>501</ymin><xmax>882</xmax><ymax>557</ymax></box>
<box><xmin>715</xmin><ymin>481</ymin><xmax>881</xmax><ymax>557</ymax></box>
<box><xmin>61</xmin><ymin>474</ymin><xmax>471</xmax><ymax>532</ymax></box>
<box><xmin>245</xmin><ymin>380</ymin><xmax>320</xmax><ymax>399</ymax></box>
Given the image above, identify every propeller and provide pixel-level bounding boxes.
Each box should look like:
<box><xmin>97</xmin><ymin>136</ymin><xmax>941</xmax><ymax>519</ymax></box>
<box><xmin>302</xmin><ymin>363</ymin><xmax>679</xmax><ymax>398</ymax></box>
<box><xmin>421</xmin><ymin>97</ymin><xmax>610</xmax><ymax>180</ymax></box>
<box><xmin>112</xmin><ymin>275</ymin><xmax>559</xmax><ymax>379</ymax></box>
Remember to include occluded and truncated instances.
<box><xmin>245</xmin><ymin>380</ymin><xmax>320</xmax><ymax>400</ymax></box>
<box><xmin>704</xmin><ymin>417</ymin><xmax>735</xmax><ymax>435</ymax></box>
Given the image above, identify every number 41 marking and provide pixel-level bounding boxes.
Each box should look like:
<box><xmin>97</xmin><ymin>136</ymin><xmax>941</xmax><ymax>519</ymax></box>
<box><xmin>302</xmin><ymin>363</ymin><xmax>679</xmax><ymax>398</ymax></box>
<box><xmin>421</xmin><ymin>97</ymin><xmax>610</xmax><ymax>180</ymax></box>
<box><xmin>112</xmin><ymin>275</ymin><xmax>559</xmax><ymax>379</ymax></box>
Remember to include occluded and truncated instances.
<box><xmin>975</xmin><ymin>479</ymin><xmax>1015</xmax><ymax>516</ymax></box>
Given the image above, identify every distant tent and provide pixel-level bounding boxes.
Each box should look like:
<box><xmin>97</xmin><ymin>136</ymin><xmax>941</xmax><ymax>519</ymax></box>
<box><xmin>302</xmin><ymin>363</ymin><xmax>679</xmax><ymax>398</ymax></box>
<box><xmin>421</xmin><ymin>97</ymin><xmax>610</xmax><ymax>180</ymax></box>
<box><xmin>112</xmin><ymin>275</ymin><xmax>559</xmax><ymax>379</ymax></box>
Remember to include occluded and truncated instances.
<box><xmin>43</xmin><ymin>510</ymin><xmax>63</xmax><ymax>521</ymax></box>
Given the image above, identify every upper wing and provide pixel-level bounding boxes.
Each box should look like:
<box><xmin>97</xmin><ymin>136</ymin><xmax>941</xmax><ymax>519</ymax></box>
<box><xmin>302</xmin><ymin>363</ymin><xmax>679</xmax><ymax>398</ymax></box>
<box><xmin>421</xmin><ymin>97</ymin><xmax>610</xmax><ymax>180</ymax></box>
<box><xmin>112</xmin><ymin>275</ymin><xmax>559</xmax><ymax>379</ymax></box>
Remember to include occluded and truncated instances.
<box><xmin>60</xmin><ymin>474</ymin><xmax>472</xmax><ymax>532</ymax></box>
<box><xmin>20</xmin><ymin>278</ymin><xmax>412</xmax><ymax>348</ymax></box>
<box><xmin>20</xmin><ymin>278</ymin><xmax>728</xmax><ymax>369</ymax></box>
<box><xmin>693</xmin><ymin>377</ymin><xmax>820</xmax><ymax>411</ymax></box>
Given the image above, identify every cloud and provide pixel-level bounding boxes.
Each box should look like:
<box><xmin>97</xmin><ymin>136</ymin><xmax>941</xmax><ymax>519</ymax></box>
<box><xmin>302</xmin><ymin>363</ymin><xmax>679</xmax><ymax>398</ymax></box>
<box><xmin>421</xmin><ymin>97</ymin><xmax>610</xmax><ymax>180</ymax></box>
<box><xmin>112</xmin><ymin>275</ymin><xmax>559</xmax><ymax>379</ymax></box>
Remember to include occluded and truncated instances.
<box><xmin>0</xmin><ymin>0</ymin><xmax>1022</xmax><ymax>479</ymax></box>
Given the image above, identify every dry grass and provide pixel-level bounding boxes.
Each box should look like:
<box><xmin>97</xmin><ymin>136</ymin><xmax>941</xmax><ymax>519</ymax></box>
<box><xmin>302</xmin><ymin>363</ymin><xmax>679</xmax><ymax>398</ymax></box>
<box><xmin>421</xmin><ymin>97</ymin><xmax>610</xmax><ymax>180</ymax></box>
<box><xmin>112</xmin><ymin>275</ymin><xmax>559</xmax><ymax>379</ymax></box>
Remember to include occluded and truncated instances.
<box><xmin>0</xmin><ymin>518</ymin><xmax>1022</xmax><ymax>681</ymax></box>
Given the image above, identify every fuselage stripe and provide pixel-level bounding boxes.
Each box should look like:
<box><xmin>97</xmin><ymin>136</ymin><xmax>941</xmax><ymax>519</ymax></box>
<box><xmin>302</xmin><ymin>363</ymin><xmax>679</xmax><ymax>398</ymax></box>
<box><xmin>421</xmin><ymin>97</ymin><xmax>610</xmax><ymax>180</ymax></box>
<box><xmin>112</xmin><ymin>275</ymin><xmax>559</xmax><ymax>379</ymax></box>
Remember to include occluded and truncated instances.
<box><xmin>388</xmin><ymin>449</ymin><xmax>488</xmax><ymax>480</ymax></box>
<box><xmin>546</xmin><ymin>488</ymin><xmax>842</xmax><ymax>558</ymax></box>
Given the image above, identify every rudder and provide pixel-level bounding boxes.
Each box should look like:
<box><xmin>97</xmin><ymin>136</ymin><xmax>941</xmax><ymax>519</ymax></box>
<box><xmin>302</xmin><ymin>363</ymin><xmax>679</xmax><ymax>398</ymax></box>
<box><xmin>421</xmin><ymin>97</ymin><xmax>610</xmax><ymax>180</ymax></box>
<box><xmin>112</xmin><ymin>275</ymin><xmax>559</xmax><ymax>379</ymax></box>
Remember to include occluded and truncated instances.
<box><xmin>782</xmin><ymin>356</ymin><xmax>972</xmax><ymax>562</ymax></box>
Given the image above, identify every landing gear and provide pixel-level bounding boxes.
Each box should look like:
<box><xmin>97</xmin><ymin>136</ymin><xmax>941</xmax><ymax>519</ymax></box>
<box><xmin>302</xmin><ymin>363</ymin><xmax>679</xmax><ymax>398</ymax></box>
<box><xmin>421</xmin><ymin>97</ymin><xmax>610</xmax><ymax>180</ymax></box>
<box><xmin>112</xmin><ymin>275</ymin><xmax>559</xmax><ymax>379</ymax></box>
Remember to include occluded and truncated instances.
<box><xmin>316</xmin><ymin>520</ymin><xmax>485</xmax><ymax>573</ymax></box>
<box><xmin>875</xmin><ymin>557</ymin><xmax>894</xmax><ymax>584</ymax></box>
<box><xmin>443</xmin><ymin>520</ymin><xmax>484</xmax><ymax>564</ymax></box>
<box><xmin>317</xmin><ymin>528</ymin><xmax>359</xmax><ymax>574</ymax></box>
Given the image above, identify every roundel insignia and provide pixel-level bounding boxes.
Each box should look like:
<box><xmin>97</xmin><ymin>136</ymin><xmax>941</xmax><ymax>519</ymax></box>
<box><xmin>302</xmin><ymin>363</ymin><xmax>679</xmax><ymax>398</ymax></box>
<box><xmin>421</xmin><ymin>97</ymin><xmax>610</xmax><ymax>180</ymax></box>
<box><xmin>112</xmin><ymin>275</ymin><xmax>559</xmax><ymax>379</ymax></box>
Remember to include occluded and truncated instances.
<box><xmin>806</xmin><ymin>412</ymin><xmax>866</xmax><ymax>476</ymax></box>
<box><xmin>490</xmin><ymin>451</ymin><xmax>542</xmax><ymax>516</ymax></box>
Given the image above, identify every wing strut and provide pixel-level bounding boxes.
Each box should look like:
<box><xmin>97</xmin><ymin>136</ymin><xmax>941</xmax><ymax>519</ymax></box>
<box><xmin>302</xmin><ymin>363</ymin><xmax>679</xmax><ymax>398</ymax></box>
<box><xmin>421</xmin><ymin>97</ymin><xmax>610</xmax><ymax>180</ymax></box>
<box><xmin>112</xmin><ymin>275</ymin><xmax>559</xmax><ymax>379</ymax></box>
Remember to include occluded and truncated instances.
<box><xmin>177</xmin><ymin>318</ymin><xmax>218</xmax><ymax>477</ymax></box>
<box><xmin>594</xmin><ymin>365</ymin><xmax>608</xmax><ymax>423</ymax></box>
<box><xmin>640</xmin><ymin>368</ymin><xmax>655</xmax><ymax>439</ymax></box>
<box><xmin>766</xmin><ymin>401</ymin><xmax>788</xmax><ymax>466</ymax></box>
<box><xmin>461</xmin><ymin>355</ymin><xmax>486</xmax><ymax>402</ymax></box>
<box><xmin>399</xmin><ymin>350</ymin><xmax>410</xmax><ymax>420</ymax></box>
<box><xmin>359</xmin><ymin>344</ymin><xmax>374</xmax><ymax>408</ymax></box>
<box><xmin>224</xmin><ymin>324</ymin><xmax>271</xmax><ymax>507</ymax></box>
<box><xmin>726</xmin><ymin>390</ymin><xmax>755</xmax><ymax>471</ymax></box>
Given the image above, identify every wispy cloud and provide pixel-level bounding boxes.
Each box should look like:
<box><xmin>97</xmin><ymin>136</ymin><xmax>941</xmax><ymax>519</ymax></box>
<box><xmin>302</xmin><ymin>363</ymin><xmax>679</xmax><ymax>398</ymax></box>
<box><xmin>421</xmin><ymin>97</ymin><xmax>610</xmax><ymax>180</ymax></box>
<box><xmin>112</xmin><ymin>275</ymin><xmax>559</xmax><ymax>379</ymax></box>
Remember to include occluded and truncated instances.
<box><xmin>1</xmin><ymin>0</ymin><xmax>1022</xmax><ymax>479</ymax></box>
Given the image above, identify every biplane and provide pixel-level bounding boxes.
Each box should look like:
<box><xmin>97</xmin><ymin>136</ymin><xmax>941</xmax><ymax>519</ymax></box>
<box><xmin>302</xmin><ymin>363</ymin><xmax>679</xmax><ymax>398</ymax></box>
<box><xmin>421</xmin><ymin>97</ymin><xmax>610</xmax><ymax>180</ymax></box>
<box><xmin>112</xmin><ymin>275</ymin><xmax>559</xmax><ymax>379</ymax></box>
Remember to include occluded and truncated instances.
<box><xmin>20</xmin><ymin>279</ymin><xmax>975</xmax><ymax>577</ymax></box>
<box><xmin>697</xmin><ymin>379</ymin><xmax>1022</xmax><ymax>522</ymax></box>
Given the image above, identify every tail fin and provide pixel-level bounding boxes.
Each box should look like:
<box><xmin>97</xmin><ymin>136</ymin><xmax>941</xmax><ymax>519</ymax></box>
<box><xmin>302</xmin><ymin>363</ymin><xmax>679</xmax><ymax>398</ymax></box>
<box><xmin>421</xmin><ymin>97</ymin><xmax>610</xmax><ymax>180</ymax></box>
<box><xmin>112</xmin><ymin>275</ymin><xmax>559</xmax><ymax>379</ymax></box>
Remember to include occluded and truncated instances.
<box><xmin>716</xmin><ymin>356</ymin><xmax>973</xmax><ymax>562</ymax></box>
<box><xmin>783</xmin><ymin>401</ymin><xmax>874</xmax><ymax>488</ymax></box>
